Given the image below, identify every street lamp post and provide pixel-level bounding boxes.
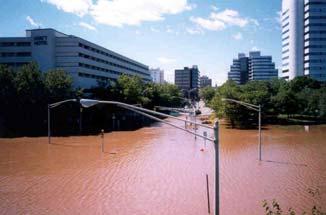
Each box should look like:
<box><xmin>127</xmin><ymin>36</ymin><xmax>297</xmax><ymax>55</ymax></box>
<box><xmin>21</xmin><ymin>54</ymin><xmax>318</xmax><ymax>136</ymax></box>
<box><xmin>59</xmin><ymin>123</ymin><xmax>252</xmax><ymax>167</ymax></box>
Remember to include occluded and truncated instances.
<box><xmin>79</xmin><ymin>99</ymin><xmax>220</xmax><ymax>215</ymax></box>
<box><xmin>48</xmin><ymin>99</ymin><xmax>77</xmax><ymax>144</ymax></box>
<box><xmin>222</xmin><ymin>98</ymin><xmax>262</xmax><ymax>161</ymax></box>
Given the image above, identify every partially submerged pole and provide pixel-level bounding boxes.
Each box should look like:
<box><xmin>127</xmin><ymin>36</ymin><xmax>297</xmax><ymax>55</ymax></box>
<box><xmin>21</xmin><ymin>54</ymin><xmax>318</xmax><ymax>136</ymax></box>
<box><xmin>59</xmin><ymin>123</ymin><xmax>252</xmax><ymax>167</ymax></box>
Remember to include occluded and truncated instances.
<box><xmin>214</xmin><ymin>120</ymin><xmax>219</xmax><ymax>215</ymax></box>
<box><xmin>48</xmin><ymin>105</ymin><xmax>51</xmax><ymax>144</ymax></box>
<box><xmin>206</xmin><ymin>174</ymin><xmax>211</xmax><ymax>214</ymax></box>
<box><xmin>258</xmin><ymin>105</ymin><xmax>262</xmax><ymax>161</ymax></box>
<box><xmin>101</xmin><ymin>129</ymin><xmax>104</xmax><ymax>153</ymax></box>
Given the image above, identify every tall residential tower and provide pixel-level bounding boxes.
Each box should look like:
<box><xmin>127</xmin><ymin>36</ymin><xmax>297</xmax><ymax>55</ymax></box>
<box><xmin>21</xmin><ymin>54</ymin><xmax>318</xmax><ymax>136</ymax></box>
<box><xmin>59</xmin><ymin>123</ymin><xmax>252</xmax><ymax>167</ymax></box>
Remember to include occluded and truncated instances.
<box><xmin>282</xmin><ymin>0</ymin><xmax>326</xmax><ymax>81</ymax></box>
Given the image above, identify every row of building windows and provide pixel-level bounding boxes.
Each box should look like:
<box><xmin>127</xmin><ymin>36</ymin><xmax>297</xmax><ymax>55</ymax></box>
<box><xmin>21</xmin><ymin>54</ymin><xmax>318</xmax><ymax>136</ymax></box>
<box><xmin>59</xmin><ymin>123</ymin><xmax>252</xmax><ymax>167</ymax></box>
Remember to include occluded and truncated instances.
<box><xmin>282</xmin><ymin>35</ymin><xmax>290</xmax><ymax>41</ymax></box>
<box><xmin>304</xmin><ymin>66</ymin><xmax>326</xmax><ymax>70</ymax></box>
<box><xmin>282</xmin><ymin>22</ymin><xmax>290</xmax><ymax>28</ymax></box>
<box><xmin>0</xmin><ymin>62</ymin><xmax>29</xmax><ymax>67</ymax></box>
<box><xmin>0</xmin><ymin>42</ymin><xmax>31</xmax><ymax>47</ymax></box>
<box><xmin>282</xmin><ymin>29</ymin><xmax>290</xmax><ymax>35</ymax></box>
<box><xmin>305</xmin><ymin>45</ymin><xmax>326</xmax><ymax>49</ymax></box>
<box><xmin>282</xmin><ymin>49</ymin><xmax>289</xmax><ymax>54</ymax></box>
<box><xmin>282</xmin><ymin>42</ymin><xmax>290</xmax><ymax>48</ymax></box>
<box><xmin>305</xmin><ymin>8</ymin><xmax>326</xmax><ymax>13</ymax></box>
<box><xmin>282</xmin><ymin>69</ymin><xmax>289</xmax><ymax>73</ymax></box>
<box><xmin>304</xmin><ymin>52</ymin><xmax>326</xmax><ymax>56</ymax></box>
<box><xmin>78</xmin><ymin>52</ymin><xmax>149</xmax><ymax>76</ymax></box>
<box><xmin>282</xmin><ymin>56</ymin><xmax>290</xmax><ymax>60</ymax></box>
<box><xmin>78</xmin><ymin>62</ymin><xmax>123</xmax><ymax>76</ymax></box>
<box><xmin>305</xmin><ymin>59</ymin><xmax>326</xmax><ymax>63</ymax></box>
<box><xmin>305</xmin><ymin>2</ymin><xmax>326</xmax><ymax>6</ymax></box>
<box><xmin>282</xmin><ymin>16</ymin><xmax>289</xmax><ymax>23</ymax></box>
<box><xmin>304</xmin><ymin>16</ymin><xmax>326</xmax><ymax>21</ymax></box>
<box><xmin>78</xmin><ymin>72</ymin><xmax>111</xmax><ymax>82</ymax></box>
<box><xmin>0</xmin><ymin>52</ymin><xmax>31</xmax><ymax>57</ymax></box>
<box><xmin>304</xmin><ymin>30</ymin><xmax>326</xmax><ymax>35</ymax></box>
<box><xmin>305</xmin><ymin>23</ymin><xmax>326</xmax><ymax>27</ymax></box>
<box><xmin>282</xmin><ymin>9</ymin><xmax>289</xmax><ymax>16</ymax></box>
<box><xmin>304</xmin><ymin>38</ymin><xmax>326</xmax><ymax>42</ymax></box>
<box><xmin>78</xmin><ymin>42</ymin><xmax>147</xmax><ymax>71</ymax></box>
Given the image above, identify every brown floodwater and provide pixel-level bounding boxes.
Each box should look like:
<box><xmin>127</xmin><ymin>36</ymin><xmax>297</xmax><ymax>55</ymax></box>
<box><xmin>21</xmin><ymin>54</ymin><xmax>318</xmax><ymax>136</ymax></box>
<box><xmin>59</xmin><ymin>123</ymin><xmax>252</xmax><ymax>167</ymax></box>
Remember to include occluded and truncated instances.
<box><xmin>0</xmin><ymin>119</ymin><xmax>325</xmax><ymax>215</ymax></box>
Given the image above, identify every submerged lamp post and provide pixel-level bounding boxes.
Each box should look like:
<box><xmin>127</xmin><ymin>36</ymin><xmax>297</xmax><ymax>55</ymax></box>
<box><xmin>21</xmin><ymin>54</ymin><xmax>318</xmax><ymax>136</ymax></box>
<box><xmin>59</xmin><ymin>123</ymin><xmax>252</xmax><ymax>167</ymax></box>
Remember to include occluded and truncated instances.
<box><xmin>79</xmin><ymin>99</ymin><xmax>220</xmax><ymax>215</ymax></box>
<box><xmin>222</xmin><ymin>98</ymin><xmax>262</xmax><ymax>161</ymax></box>
<box><xmin>48</xmin><ymin>99</ymin><xmax>77</xmax><ymax>144</ymax></box>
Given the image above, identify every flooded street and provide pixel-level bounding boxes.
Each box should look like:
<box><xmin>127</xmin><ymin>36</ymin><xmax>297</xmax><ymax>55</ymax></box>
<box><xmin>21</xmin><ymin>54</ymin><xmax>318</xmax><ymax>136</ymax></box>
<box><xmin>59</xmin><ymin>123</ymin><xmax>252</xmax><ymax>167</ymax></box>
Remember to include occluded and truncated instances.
<box><xmin>0</xmin><ymin>119</ymin><xmax>325</xmax><ymax>214</ymax></box>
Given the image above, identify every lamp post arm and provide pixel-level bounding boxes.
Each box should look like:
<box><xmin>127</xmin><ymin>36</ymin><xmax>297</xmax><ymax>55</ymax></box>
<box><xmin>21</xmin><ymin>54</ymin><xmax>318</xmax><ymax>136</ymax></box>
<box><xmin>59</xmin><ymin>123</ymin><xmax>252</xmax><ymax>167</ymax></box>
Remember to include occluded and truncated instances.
<box><xmin>97</xmin><ymin>100</ymin><xmax>214</xmax><ymax>130</ymax></box>
<box><xmin>49</xmin><ymin>99</ymin><xmax>77</xmax><ymax>108</ymax></box>
<box><xmin>222</xmin><ymin>98</ymin><xmax>259</xmax><ymax>109</ymax></box>
<box><xmin>122</xmin><ymin>105</ymin><xmax>214</xmax><ymax>142</ymax></box>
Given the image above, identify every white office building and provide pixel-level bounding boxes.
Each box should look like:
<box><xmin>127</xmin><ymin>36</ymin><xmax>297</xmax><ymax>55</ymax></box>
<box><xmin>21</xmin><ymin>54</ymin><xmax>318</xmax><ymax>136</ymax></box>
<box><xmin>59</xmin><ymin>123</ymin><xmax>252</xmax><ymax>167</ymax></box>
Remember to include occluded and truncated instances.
<box><xmin>150</xmin><ymin>68</ymin><xmax>164</xmax><ymax>84</ymax></box>
<box><xmin>282</xmin><ymin>0</ymin><xmax>326</xmax><ymax>81</ymax></box>
<box><xmin>0</xmin><ymin>28</ymin><xmax>151</xmax><ymax>88</ymax></box>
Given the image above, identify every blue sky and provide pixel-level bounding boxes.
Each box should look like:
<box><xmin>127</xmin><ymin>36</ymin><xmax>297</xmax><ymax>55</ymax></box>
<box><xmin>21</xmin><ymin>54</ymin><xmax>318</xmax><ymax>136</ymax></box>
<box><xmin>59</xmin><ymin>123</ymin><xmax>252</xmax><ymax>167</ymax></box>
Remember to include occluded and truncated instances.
<box><xmin>0</xmin><ymin>0</ymin><xmax>282</xmax><ymax>85</ymax></box>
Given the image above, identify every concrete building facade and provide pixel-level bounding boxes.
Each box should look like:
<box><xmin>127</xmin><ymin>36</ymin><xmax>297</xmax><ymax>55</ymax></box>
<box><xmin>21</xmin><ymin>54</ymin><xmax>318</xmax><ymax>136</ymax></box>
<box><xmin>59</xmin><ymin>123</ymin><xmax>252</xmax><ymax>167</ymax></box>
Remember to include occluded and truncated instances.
<box><xmin>282</xmin><ymin>0</ymin><xmax>326</xmax><ymax>81</ymax></box>
<box><xmin>175</xmin><ymin>65</ymin><xmax>200</xmax><ymax>91</ymax></box>
<box><xmin>228</xmin><ymin>53</ymin><xmax>249</xmax><ymax>85</ymax></box>
<box><xmin>0</xmin><ymin>28</ymin><xmax>151</xmax><ymax>88</ymax></box>
<box><xmin>228</xmin><ymin>51</ymin><xmax>278</xmax><ymax>84</ymax></box>
<box><xmin>150</xmin><ymin>68</ymin><xmax>164</xmax><ymax>84</ymax></box>
<box><xmin>200</xmin><ymin>75</ymin><xmax>212</xmax><ymax>88</ymax></box>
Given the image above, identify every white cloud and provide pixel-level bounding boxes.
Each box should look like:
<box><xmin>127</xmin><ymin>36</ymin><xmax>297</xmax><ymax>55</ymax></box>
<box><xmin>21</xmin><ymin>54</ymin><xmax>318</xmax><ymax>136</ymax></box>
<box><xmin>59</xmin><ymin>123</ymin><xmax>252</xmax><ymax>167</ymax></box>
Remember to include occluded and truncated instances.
<box><xmin>150</xmin><ymin>27</ymin><xmax>160</xmax><ymax>32</ymax></box>
<box><xmin>79</xmin><ymin>22</ymin><xmax>97</xmax><ymax>31</ymax></box>
<box><xmin>190</xmin><ymin>16</ymin><xmax>225</xmax><ymax>31</ymax></box>
<box><xmin>42</xmin><ymin>0</ymin><xmax>194</xmax><ymax>27</ymax></box>
<box><xmin>186</xmin><ymin>27</ymin><xmax>204</xmax><ymax>35</ymax></box>
<box><xmin>26</xmin><ymin>16</ymin><xmax>41</xmax><ymax>27</ymax></box>
<box><xmin>211</xmin><ymin>5</ymin><xmax>218</xmax><ymax>11</ymax></box>
<box><xmin>157</xmin><ymin>57</ymin><xmax>176</xmax><ymax>64</ymax></box>
<box><xmin>251</xmin><ymin>46</ymin><xmax>259</xmax><ymax>51</ymax></box>
<box><xmin>41</xmin><ymin>0</ymin><xmax>92</xmax><ymax>16</ymax></box>
<box><xmin>190</xmin><ymin>9</ymin><xmax>259</xmax><ymax>31</ymax></box>
<box><xmin>232</xmin><ymin>32</ymin><xmax>243</xmax><ymax>40</ymax></box>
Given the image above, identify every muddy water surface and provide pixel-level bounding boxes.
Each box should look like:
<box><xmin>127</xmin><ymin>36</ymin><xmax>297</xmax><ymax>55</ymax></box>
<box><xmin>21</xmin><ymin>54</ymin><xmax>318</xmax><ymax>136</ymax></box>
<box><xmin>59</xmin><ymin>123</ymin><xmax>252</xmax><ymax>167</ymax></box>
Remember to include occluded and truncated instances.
<box><xmin>0</xmin><ymin>120</ymin><xmax>325</xmax><ymax>214</ymax></box>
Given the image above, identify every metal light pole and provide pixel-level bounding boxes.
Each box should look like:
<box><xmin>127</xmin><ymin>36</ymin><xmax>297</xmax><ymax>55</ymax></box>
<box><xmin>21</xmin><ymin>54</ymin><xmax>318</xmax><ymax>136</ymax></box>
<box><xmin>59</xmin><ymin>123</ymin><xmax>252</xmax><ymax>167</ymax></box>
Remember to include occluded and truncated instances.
<box><xmin>214</xmin><ymin>120</ymin><xmax>219</xmax><ymax>215</ymax></box>
<box><xmin>222</xmin><ymin>98</ymin><xmax>262</xmax><ymax>161</ymax></box>
<box><xmin>47</xmin><ymin>99</ymin><xmax>77</xmax><ymax>144</ymax></box>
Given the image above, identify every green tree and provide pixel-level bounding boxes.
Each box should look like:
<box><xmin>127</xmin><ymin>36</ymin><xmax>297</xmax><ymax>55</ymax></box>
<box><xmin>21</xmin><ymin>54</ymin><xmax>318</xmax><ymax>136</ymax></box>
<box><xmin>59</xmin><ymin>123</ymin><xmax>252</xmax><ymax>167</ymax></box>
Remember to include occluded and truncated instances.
<box><xmin>199</xmin><ymin>86</ymin><xmax>215</xmax><ymax>105</ymax></box>
<box><xmin>44</xmin><ymin>69</ymin><xmax>73</xmax><ymax>101</ymax></box>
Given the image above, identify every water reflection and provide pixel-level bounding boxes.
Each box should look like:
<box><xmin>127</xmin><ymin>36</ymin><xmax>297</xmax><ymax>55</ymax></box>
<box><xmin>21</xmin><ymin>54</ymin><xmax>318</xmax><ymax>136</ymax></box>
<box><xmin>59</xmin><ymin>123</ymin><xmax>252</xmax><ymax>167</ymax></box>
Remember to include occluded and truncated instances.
<box><xmin>0</xmin><ymin>121</ymin><xmax>325</xmax><ymax>214</ymax></box>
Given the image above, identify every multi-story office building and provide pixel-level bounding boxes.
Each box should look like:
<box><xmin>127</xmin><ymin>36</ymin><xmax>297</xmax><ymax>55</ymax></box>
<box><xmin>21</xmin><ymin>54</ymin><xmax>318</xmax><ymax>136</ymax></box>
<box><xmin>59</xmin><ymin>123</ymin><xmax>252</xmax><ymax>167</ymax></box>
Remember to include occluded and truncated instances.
<box><xmin>0</xmin><ymin>28</ymin><xmax>151</xmax><ymax>88</ymax></box>
<box><xmin>228</xmin><ymin>53</ymin><xmax>249</xmax><ymax>85</ymax></box>
<box><xmin>248</xmin><ymin>51</ymin><xmax>278</xmax><ymax>81</ymax></box>
<box><xmin>175</xmin><ymin>65</ymin><xmax>200</xmax><ymax>91</ymax></box>
<box><xmin>150</xmin><ymin>68</ymin><xmax>164</xmax><ymax>84</ymax></box>
<box><xmin>281</xmin><ymin>0</ymin><xmax>326</xmax><ymax>81</ymax></box>
<box><xmin>228</xmin><ymin>51</ymin><xmax>278</xmax><ymax>84</ymax></box>
<box><xmin>199</xmin><ymin>75</ymin><xmax>212</xmax><ymax>88</ymax></box>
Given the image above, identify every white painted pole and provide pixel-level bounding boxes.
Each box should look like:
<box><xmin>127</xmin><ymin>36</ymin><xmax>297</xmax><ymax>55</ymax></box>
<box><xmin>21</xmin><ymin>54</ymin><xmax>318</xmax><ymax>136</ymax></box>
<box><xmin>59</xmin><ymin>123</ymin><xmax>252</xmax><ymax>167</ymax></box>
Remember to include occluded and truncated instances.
<box><xmin>258</xmin><ymin>105</ymin><xmax>262</xmax><ymax>161</ymax></box>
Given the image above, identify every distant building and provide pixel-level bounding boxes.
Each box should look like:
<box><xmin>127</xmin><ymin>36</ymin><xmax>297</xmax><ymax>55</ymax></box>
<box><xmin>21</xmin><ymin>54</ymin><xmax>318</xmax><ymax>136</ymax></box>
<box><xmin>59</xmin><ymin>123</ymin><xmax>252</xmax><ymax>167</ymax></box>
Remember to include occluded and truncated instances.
<box><xmin>175</xmin><ymin>65</ymin><xmax>200</xmax><ymax>98</ymax></box>
<box><xmin>228</xmin><ymin>51</ymin><xmax>278</xmax><ymax>84</ymax></box>
<box><xmin>150</xmin><ymin>68</ymin><xmax>164</xmax><ymax>84</ymax></box>
<box><xmin>228</xmin><ymin>53</ymin><xmax>249</xmax><ymax>85</ymax></box>
<box><xmin>175</xmin><ymin>65</ymin><xmax>200</xmax><ymax>90</ymax></box>
<box><xmin>281</xmin><ymin>0</ymin><xmax>326</xmax><ymax>81</ymax></box>
<box><xmin>200</xmin><ymin>75</ymin><xmax>212</xmax><ymax>88</ymax></box>
<box><xmin>0</xmin><ymin>28</ymin><xmax>151</xmax><ymax>88</ymax></box>
<box><xmin>248</xmin><ymin>51</ymin><xmax>278</xmax><ymax>81</ymax></box>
